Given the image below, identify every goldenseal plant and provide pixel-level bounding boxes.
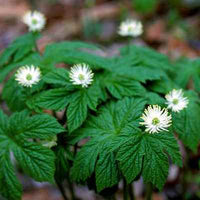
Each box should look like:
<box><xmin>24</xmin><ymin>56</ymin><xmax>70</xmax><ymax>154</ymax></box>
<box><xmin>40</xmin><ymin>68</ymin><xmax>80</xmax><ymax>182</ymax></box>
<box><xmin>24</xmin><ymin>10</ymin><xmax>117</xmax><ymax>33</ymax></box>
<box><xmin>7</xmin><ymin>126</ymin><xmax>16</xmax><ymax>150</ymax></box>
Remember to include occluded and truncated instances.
<box><xmin>0</xmin><ymin>20</ymin><xmax>200</xmax><ymax>200</ymax></box>
<box><xmin>22</xmin><ymin>10</ymin><xmax>46</xmax><ymax>31</ymax></box>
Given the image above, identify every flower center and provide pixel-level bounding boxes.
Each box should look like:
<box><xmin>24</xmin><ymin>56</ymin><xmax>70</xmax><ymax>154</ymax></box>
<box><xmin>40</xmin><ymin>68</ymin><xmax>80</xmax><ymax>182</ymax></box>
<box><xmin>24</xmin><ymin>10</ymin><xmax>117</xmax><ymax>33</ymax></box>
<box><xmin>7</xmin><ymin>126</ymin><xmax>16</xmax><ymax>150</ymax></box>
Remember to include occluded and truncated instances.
<box><xmin>78</xmin><ymin>74</ymin><xmax>85</xmax><ymax>81</ymax></box>
<box><xmin>32</xmin><ymin>19</ymin><xmax>38</xmax><ymax>25</ymax></box>
<box><xmin>128</xmin><ymin>26</ymin><xmax>133</xmax><ymax>32</ymax></box>
<box><xmin>172</xmin><ymin>99</ymin><xmax>179</xmax><ymax>105</ymax></box>
<box><xmin>26</xmin><ymin>74</ymin><xmax>32</xmax><ymax>81</ymax></box>
<box><xmin>152</xmin><ymin>117</ymin><xmax>160</xmax><ymax>125</ymax></box>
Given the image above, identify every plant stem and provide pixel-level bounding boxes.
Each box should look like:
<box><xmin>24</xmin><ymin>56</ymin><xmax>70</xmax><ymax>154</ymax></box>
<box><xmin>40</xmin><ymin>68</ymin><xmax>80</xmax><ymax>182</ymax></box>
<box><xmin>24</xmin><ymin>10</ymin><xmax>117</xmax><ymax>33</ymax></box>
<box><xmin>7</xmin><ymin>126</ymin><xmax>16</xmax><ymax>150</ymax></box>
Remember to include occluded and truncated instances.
<box><xmin>55</xmin><ymin>179</ymin><xmax>69</xmax><ymax>200</ymax></box>
<box><xmin>181</xmin><ymin>149</ymin><xmax>189</xmax><ymax>199</ymax></box>
<box><xmin>32</xmin><ymin>32</ymin><xmax>41</xmax><ymax>55</ymax></box>
<box><xmin>28</xmin><ymin>0</ymin><xmax>37</xmax><ymax>11</ymax></box>
<box><xmin>145</xmin><ymin>183</ymin><xmax>153</xmax><ymax>200</ymax></box>
<box><xmin>128</xmin><ymin>183</ymin><xmax>135</xmax><ymax>200</ymax></box>
<box><xmin>67</xmin><ymin>175</ymin><xmax>76</xmax><ymax>200</ymax></box>
<box><xmin>123</xmin><ymin>178</ymin><xmax>128</xmax><ymax>200</ymax></box>
<box><xmin>127</xmin><ymin>37</ymin><xmax>132</xmax><ymax>53</ymax></box>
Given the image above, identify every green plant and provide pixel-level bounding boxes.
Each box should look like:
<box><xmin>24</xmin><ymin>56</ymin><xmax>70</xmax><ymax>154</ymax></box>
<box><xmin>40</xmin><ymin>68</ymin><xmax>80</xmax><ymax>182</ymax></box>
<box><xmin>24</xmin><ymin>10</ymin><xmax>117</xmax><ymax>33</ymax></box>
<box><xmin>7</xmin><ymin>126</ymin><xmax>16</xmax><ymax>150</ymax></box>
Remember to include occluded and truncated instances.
<box><xmin>0</xmin><ymin>23</ymin><xmax>200</xmax><ymax>200</ymax></box>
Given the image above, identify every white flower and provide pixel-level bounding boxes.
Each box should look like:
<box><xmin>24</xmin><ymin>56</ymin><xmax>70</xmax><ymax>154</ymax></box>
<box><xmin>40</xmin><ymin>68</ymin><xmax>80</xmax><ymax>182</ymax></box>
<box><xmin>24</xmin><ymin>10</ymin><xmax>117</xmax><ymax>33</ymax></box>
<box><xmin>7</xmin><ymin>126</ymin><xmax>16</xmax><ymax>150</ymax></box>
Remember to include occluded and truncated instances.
<box><xmin>118</xmin><ymin>19</ymin><xmax>143</xmax><ymax>37</ymax></box>
<box><xmin>22</xmin><ymin>10</ymin><xmax>46</xmax><ymax>31</ymax></box>
<box><xmin>15</xmin><ymin>65</ymin><xmax>41</xmax><ymax>87</ymax></box>
<box><xmin>165</xmin><ymin>89</ymin><xmax>189</xmax><ymax>112</ymax></box>
<box><xmin>69</xmin><ymin>63</ymin><xmax>94</xmax><ymax>87</ymax></box>
<box><xmin>42</xmin><ymin>136</ymin><xmax>57</xmax><ymax>149</ymax></box>
<box><xmin>140</xmin><ymin>105</ymin><xmax>172</xmax><ymax>134</ymax></box>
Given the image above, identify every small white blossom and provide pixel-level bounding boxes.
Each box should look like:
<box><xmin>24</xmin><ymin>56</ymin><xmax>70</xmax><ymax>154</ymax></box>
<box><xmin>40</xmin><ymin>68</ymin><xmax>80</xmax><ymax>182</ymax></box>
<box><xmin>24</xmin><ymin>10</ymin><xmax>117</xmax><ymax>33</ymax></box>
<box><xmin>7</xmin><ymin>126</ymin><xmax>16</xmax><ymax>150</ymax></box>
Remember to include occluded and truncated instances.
<box><xmin>42</xmin><ymin>136</ymin><xmax>57</xmax><ymax>149</ymax></box>
<box><xmin>140</xmin><ymin>105</ymin><xmax>172</xmax><ymax>134</ymax></box>
<box><xmin>165</xmin><ymin>89</ymin><xmax>189</xmax><ymax>112</ymax></box>
<box><xmin>118</xmin><ymin>19</ymin><xmax>143</xmax><ymax>37</ymax></box>
<box><xmin>15</xmin><ymin>65</ymin><xmax>41</xmax><ymax>87</ymax></box>
<box><xmin>69</xmin><ymin>63</ymin><xmax>94</xmax><ymax>87</ymax></box>
<box><xmin>22</xmin><ymin>10</ymin><xmax>46</xmax><ymax>31</ymax></box>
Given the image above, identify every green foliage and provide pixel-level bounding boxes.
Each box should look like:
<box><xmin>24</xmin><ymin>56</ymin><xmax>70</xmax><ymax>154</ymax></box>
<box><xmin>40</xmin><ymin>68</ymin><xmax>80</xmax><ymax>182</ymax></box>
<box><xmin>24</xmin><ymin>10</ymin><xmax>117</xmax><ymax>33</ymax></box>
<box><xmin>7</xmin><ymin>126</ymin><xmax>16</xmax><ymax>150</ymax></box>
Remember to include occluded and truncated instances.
<box><xmin>132</xmin><ymin>0</ymin><xmax>158</xmax><ymax>14</ymax></box>
<box><xmin>0</xmin><ymin>31</ymin><xmax>199</xmax><ymax>199</ymax></box>
<box><xmin>117</xmin><ymin>131</ymin><xmax>182</xmax><ymax>189</ymax></box>
<box><xmin>0</xmin><ymin>32</ymin><xmax>40</xmax><ymax>66</ymax></box>
<box><xmin>174</xmin><ymin>58</ymin><xmax>200</xmax><ymax>93</ymax></box>
<box><xmin>172</xmin><ymin>91</ymin><xmax>200</xmax><ymax>152</ymax></box>
<box><xmin>0</xmin><ymin>110</ymin><xmax>64</xmax><ymax>200</ymax></box>
<box><xmin>54</xmin><ymin>146</ymin><xmax>73</xmax><ymax>182</ymax></box>
<box><xmin>102</xmin><ymin>73</ymin><xmax>146</xmax><ymax>99</ymax></box>
<box><xmin>71</xmin><ymin>97</ymin><xmax>181</xmax><ymax>191</ymax></box>
<box><xmin>71</xmin><ymin>98</ymin><xmax>145</xmax><ymax>191</ymax></box>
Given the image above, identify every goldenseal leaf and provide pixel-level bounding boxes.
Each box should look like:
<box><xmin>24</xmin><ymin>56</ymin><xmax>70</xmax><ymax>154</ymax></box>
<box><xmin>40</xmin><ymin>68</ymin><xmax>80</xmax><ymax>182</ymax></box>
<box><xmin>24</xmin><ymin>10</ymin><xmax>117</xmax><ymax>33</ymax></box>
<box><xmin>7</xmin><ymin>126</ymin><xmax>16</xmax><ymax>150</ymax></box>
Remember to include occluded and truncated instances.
<box><xmin>71</xmin><ymin>97</ymin><xmax>146</xmax><ymax>191</ymax></box>
<box><xmin>117</xmin><ymin>131</ymin><xmax>182</xmax><ymax>190</ymax></box>
<box><xmin>0</xmin><ymin>32</ymin><xmax>40</xmax><ymax>66</ymax></box>
<box><xmin>0</xmin><ymin>110</ymin><xmax>64</xmax><ymax>200</ymax></box>
<box><xmin>172</xmin><ymin>91</ymin><xmax>200</xmax><ymax>152</ymax></box>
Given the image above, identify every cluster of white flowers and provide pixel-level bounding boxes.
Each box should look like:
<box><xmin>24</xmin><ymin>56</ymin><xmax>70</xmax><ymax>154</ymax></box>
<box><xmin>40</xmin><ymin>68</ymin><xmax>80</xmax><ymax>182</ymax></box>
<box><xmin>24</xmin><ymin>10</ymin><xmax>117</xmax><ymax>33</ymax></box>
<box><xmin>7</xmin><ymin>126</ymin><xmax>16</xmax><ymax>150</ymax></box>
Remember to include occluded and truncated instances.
<box><xmin>69</xmin><ymin>63</ymin><xmax>94</xmax><ymax>87</ymax></box>
<box><xmin>22</xmin><ymin>10</ymin><xmax>46</xmax><ymax>32</ymax></box>
<box><xmin>15</xmin><ymin>65</ymin><xmax>41</xmax><ymax>87</ymax></box>
<box><xmin>118</xmin><ymin>19</ymin><xmax>143</xmax><ymax>37</ymax></box>
<box><xmin>140</xmin><ymin>89</ymin><xmax>189</xmax><ymax>134</ymax></box>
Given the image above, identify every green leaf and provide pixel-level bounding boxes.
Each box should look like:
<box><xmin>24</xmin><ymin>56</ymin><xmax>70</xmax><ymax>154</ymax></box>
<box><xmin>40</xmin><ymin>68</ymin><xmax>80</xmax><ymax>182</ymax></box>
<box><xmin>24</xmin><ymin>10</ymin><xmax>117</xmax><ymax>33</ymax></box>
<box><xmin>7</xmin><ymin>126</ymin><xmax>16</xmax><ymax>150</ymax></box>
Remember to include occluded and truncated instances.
<box><xmin>174</xmin><ymin>58</ymin><xmax>200</xmax><ymax>93</ymax></box>
<box><xmin>55</xmin><ymin>146</ymin><xmax>73</xmax><ymax>181</ymax></box>
<box><xmin>172</xmin><ymin>91</ymin><xmax>200</xmax><ymax>152</ymax></box>
<box><xmin>103</xmin><ymin>73</ymin><xmax>146</xmax><ymax>99</ymax></box>
<box><xmin>43</xmin><ymin>41</ymin><xmax>100</xmax><ymax>61</ymax></box>
<box><xmin>71</xmin><ymin>97</ymin><xmax>146</xmax><ymax>191</ymax></box>
<box><xmin>116</xmin><ymin>135</ymin><xmax>144</xmax><ymax>183</ymax></box>
<box><xmin>2</xmin><ymin>78</ymin><xmax>27</xmax><ymax>111</ymax></box>
<box><xmin>70</xmin><ymin>139</ymin><xmax>101</xmax><ymax>182</ymax></box>
<box><xmin>113</xmin><ymin>65</ymin><xmax>165</xmax><ymax>83</ymax></box>
<box><xmin>150</xmin><ymin>77</ymin><xmax>179</xmax><ymax>94</ymax></box>
<box><xmin>67</xmin><ymin>83</ymin><xmax>101</xmax><ymax>133</ymax></box>
<box><xmin>42</xmin><ymin>42</ymin><xmax>108</xmax><ymax>69</ymax></box>
<box><xmin>0</xmin><ymin>32</ymin><xmax>40</xmax><ymax>66</ymax></box>
<box><xmin>117</xmin><ymin>131</ymin><xmax>182</xmax><ymax>190</ymax></box>
<box><xmin>43</xmin><ymin>67</ymin><xmax>71</xmax><ymax>86</ymax></box>
<box><xmin>0</xmin><ymin>52</ymin><xmax>41</xmax><ymax>83</ymax></box>
<box><xmin>133</xmin><ymin>0</ymin><xmax>158</xmax><ymax>14</ymax></box>
<box><xmin>31</xmin><ymin>80</ymin><xmax>102</xmax><ymax>132</ymax></box>
<box><xmin>29</xmin><ymin>88</ymin><xmax>72</xmax><ymax>111</ymax></box>
<box><xmin>142</xmin><ymin>144</ymin><xmax>169</xmax><ymax>190</ymax></box>
<box><xmin>8</xmin><ymin>112</ymin><xmax>65</xmax><ymax>140</ymax></box>
<box><xmin>2</xmin><ymin>76</ymin><xmax>46</xmax><ymax>112</ymax></box>
<box><xmin>0</xmin><ymin>153</ymin><xmax>22</xmax><ymax>200</ymax></box>
<box><xmin>13</xmin><ymin>142</ymin><xmax>55</xmax><ymax>182</ymax></box>
<box><xmin>96</xmin><ymin>152</ymin><xmax>119</xmax><ymax>192</ymax></box>
<box><xmin>120</xmin><ymin>45</ymin><xmax>173</xmax><ymax>71</ymax></box>
<box><xmin>145</xmin><ymin>92</ymin><xmax>165</xmax><ymax>105</ymax></box>
<box><xmin>0</xmin><ymin>110</ymin><xmax>63</xmax><ymax>200</ymax></box>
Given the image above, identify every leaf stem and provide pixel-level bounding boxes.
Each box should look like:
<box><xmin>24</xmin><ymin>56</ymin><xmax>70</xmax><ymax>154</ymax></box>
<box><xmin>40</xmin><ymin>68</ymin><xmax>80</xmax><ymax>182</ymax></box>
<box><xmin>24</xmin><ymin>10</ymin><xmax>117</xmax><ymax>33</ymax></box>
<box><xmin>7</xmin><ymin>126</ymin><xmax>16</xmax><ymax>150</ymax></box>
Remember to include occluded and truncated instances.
<box><xmin>145</xmin><ymin>183</ymin><xmax>153</xmax><ymax>200</ymax></box>
<box><xmin>55</xmin><ymin>179</ymin><xmax>69</xmax><ymax>200</ymax></box>
<box><xmin>28</xmin><ymin>0</ymin><xmax>37</xmax><ymax>11</ymax></box>
<box><xmin>66</xmin><ymin>175</ymin><xmax>76</xmax><ymax>200</ymax></box>
<box><xmin>123</xmin><ymin>178</ymin><xmax>128</xmax><ymax>200</ymax></box>
<box><xmin>181</xmin><ymin>149</ymin><xmax>189</xmax><ymax>199</ymax></box>
<box><xmin>128</xmin><ymin>183</ymin><xmax>135</xmax><ymax>200</ymax></box>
